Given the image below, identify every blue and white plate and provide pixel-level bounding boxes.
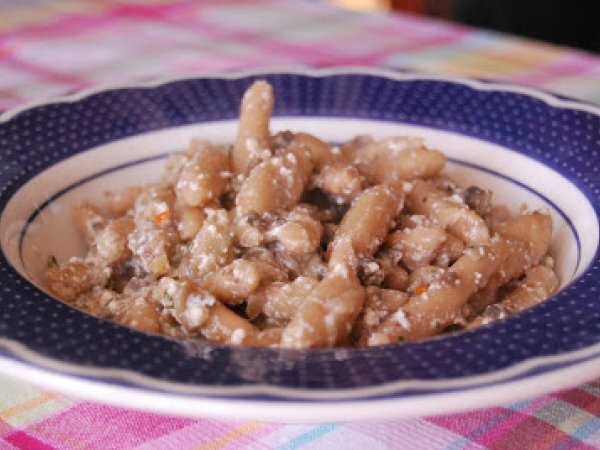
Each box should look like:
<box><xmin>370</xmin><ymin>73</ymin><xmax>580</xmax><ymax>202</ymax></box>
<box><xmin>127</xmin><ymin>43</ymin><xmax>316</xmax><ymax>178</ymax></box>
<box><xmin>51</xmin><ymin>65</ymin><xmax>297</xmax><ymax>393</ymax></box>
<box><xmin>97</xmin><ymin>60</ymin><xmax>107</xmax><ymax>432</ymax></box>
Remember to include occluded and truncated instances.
<box><xmin>0</xmin><ymin>68</ymin><xmax>598</xmax><ymax>422</ymax></box>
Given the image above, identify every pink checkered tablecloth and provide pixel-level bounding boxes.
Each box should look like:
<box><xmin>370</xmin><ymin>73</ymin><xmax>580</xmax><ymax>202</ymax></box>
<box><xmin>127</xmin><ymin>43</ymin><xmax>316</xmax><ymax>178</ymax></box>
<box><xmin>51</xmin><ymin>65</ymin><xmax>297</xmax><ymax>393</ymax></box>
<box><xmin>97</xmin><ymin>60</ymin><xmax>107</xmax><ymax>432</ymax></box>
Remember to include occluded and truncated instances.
<box><xmin>1</xmin><ymin>1</ymin><xmax>600</xmax><ymax>448</ymax></box>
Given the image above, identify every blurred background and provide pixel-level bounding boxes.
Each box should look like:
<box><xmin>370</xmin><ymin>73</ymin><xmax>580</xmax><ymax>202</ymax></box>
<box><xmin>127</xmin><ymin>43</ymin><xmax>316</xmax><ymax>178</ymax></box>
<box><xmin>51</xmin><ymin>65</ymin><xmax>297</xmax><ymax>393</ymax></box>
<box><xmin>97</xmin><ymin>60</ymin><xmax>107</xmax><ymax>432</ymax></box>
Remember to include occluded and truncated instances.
<box><xmin>0</xmin><ymin>2</ymin><xmax>599</xmax><ymax>447</ymax></box>
<box><xmin>331</xmin><ymin>0</ymin><xmax>600</xmax><ymax>52</ymax></box>
<box><xmin>2</xmin><ymin>0</ymin><xmax>599</xmax><ymax>109</ymax></box>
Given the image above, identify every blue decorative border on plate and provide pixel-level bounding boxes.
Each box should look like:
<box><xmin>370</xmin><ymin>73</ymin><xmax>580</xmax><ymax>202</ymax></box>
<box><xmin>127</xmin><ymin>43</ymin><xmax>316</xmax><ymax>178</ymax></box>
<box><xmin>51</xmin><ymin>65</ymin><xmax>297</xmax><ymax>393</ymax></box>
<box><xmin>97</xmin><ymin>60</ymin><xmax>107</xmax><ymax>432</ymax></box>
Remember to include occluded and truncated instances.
<box><xmin>0</xmin><ymin>68</ymin><xmax>599</xmax><ymax>402</ymax></box>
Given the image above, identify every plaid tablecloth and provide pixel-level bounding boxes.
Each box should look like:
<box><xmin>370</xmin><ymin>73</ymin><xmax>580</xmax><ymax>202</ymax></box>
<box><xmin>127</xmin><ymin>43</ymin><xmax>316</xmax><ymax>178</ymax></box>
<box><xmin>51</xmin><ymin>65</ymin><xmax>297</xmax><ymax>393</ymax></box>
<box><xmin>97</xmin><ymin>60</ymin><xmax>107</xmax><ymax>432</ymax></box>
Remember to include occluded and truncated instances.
<box><xmin>1</xmin><ymin>0</ymin><xmax>600</xmax><ymax>448</ymax></box>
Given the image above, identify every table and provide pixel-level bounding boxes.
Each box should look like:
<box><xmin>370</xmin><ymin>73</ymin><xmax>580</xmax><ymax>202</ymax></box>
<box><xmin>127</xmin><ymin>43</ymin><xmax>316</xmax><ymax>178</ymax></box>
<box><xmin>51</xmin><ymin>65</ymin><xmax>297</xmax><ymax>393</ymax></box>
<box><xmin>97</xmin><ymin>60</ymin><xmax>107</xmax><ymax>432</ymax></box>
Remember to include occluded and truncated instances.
<box><xmin>1</xmin><ymin>1</ymin><xmax>599</xmax><ymax>448</ymax></box>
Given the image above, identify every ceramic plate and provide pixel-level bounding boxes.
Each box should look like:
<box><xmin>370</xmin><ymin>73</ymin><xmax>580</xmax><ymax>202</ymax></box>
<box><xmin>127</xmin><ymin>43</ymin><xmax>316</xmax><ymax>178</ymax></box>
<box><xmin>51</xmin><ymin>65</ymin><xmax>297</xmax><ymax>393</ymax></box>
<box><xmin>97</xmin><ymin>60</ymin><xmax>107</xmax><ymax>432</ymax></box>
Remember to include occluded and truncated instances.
<box><xmin>0</xmin><ymin>68</ymin><xmax>598</xmax><ymax>422</ymax></box>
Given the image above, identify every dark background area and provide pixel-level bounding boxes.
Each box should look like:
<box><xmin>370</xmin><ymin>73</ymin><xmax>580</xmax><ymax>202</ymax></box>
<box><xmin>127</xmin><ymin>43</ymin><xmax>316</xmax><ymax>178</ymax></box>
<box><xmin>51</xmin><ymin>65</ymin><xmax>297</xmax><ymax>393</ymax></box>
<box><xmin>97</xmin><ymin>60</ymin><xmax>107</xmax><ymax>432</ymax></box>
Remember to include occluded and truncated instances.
<box><xmin>391</xmin><ymin>0</ymin><xmax>600</xmax><ymax>53</ymax></box>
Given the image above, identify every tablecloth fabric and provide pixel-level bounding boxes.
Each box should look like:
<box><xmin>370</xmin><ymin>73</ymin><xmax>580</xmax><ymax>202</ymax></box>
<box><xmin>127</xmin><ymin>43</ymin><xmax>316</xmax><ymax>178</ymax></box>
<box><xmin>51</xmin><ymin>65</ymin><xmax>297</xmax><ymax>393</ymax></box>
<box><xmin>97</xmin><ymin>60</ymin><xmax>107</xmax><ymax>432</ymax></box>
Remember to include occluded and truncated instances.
<box><xmin>1</xmin><ymin>0</ymin><xmax>600</xmax><ymax>448</ymax></box>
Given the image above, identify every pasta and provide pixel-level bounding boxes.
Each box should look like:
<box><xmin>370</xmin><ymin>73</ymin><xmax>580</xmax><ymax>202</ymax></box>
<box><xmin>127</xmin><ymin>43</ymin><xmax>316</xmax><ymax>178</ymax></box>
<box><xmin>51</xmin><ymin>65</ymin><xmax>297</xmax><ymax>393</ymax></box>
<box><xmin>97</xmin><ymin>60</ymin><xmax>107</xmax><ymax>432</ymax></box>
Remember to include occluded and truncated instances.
<box><xmin>232</xmin><ymin>80</ymin><xmax>274</xmax><ymax>176</ymax></box>
<box><xmin>45</xmin><ymin>80</ymin><xmax>559</xmax><ymax>348</ymax></box>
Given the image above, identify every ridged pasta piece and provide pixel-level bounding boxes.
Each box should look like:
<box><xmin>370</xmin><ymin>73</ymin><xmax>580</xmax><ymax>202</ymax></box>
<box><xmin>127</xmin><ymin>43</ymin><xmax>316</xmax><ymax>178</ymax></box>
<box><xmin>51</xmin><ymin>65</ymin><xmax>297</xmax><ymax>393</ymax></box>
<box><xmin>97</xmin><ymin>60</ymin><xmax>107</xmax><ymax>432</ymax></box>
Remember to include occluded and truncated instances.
<box><xmin>293</xmin><ymin>132</ymin><xmax>343</xmax><ymax>169</ymax></box>
<box><xmin>200</xmin><ymin>301</ymin><xmax>259</xmax><ymax>345</ymax></box>
<box><xmin>280</xmin><ymin>273</ymin><xmax>365</xmax><ymax>348</ymax></box>
<box><xmin>232</xmin><ymin>80</ymin><xmax>274</xmax><ymax>175</ymax></box>
<box><xmin>367</xmin><ymin>243</ymin><xmax>503</xmax><ymax>345</ymax></box>
<box><xmin>329</xmin><ymin>184</ymin><xmax>403</xmax><ymax>270</ymax></box>
<box><xmin>467</xmin><ymin>265</ymin><xmax>559</xmax><ymax>328</ymax></box>
<box><xmin>175</xmin><ymin>140</ymin><xmax>231</xmax><ymax>208</ymax></box>
<box><xmin>46</xmin><ymin>259</ymin><xmax>111</xmax><ymax>302</ymax></box>
<box><xmin>406</xmin><ymin>180</ymin><xmax>490</xmax><ymax>246</ymax></box>
<box><xmin>265</xmin><ymin>206</ymin><xmax>323</xmax><ymax>255</ymax></box>
<box><xmin>235</xmin><ymin>142</ymin><xmax>314</xmax><ymax>247</ymax></box>
<box><xmin>201</xmin><ymin>259</ymin><xmax>262</xmax><ymax>305</ymax></box>
<box><xmin>127</xmin><ymin>186</ymin><xmax>178</xmax><ymax>276</ymax></box>
<box><xmin>236</xmin><ymin>143</ymin><xmax>313</xmax><ymax>216</ymax></box>
<box><xmin>469</xmin><ymin>211</ymin><xmax>552</xmax><ymax>314</ymax></box>
<box><xmin>95</xmin><ymin>217</ymin><xmax>135</xmax><ymax>264</ymax></box>
<box><xmin>189</xmin><ymin>208</ymin><xmax>234</xmax><ymax>277</ymax></box>
<box><xmin>246</xmin><ymin>276</ymin><xmax>319</xmax><ymax>324</ymax></box>
<box><xmin>385</xmin><ymin>226</ymin><xmax>447</xmax><ymax>270</ymax></box>
<box><xmin>353</xmin><ymin>286</ymin><xmax>409</xmax><ymax>345</ymax></box>
<box><xmin>355</xmin><ymin>137</ymin><xmax>445</xmax><ymax>183</ymax></box>
<box><xmin>174</xmin><ymin>199</ymin><xmax>206</xmax><ymax>241</ymax></box>
<box><xmin>313</xmin><ymin>164</ymin><xmax>363</xmax><ymax>200</ymax></box>
<box><xmin>113</xmin><ymin>295</ymin><xmax>161</xmax><ymax>334</ymax></box>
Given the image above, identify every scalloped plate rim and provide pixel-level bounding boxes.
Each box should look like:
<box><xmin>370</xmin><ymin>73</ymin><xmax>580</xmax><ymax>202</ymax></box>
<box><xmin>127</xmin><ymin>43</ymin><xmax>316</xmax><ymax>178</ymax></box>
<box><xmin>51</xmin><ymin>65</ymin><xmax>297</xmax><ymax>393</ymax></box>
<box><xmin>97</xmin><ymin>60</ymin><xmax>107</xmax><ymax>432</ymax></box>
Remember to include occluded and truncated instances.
<box><xmin>0</xmin><ymin>66</ymin><xmax>598</xmax><ymax>420</ymax></box>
